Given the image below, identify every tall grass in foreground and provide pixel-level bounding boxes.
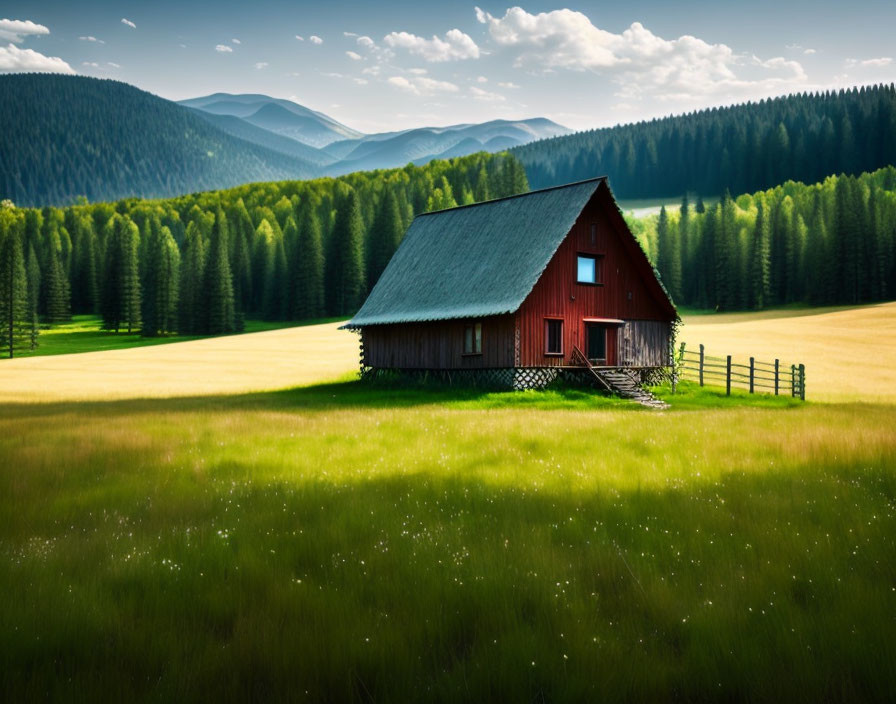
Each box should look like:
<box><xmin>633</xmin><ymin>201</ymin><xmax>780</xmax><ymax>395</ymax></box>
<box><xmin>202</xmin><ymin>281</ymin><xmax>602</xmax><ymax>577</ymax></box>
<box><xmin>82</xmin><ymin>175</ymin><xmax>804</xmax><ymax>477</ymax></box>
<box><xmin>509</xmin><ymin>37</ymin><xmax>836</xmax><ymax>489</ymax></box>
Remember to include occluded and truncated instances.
<box><xmin>1</xmin><ymin>382</ymin><xmax>894</xmax><ymax>702</ymax></box>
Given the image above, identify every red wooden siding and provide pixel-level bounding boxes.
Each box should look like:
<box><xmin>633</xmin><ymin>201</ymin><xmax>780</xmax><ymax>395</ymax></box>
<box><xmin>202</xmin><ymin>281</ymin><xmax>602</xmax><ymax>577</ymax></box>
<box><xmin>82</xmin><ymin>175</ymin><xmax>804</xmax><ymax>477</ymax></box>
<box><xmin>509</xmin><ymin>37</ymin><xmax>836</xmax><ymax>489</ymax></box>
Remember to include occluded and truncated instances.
<box><xmin>361</xmin><ymin>315</ymin><xmax>515</xmax><ymax>369</ymax></box>
<box><xmin>515</xmin><ymin>189</ymin><xmax>672</xmax><ymax>367</ymax></box>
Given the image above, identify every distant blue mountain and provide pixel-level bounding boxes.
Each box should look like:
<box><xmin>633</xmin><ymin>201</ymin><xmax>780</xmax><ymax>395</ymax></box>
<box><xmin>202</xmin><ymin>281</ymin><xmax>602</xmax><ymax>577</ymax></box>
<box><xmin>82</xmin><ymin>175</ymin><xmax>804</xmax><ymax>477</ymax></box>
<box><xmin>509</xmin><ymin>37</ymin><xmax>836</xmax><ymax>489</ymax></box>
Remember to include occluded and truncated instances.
<box><xmin>179</xmin><ymin>93</ymin><xmax>363</xmax><ymax>147</ymax></box>
<box><xmin>180</xmin><ymin>93</ymin><xmax>572</xmax><ymax>176</ymax></box>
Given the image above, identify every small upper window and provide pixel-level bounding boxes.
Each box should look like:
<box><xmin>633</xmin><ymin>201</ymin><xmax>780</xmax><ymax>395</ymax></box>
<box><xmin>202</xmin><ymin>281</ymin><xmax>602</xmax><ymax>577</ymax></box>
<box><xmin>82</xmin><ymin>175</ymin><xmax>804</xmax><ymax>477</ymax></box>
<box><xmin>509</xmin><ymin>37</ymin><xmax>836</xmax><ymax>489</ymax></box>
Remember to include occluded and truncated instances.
<box><xmin>577</xmin><ymin>255</ymin><xmax>602</xmax><ymax>284</ymax></box>
<box><xmin>463</xmin><ymin>322</ymin><xmax>482</xmax><ymax>355</ymax></box>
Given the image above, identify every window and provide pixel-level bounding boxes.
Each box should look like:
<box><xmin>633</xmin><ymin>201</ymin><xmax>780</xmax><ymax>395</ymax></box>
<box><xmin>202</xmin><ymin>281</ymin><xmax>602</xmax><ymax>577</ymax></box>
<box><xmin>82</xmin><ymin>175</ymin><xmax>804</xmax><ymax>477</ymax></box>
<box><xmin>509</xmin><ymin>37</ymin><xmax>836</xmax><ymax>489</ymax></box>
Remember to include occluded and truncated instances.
<box><xmin>545</xmin><ymin>319</ymin><xmax>563</xmax><ymax>355</ymax></box>
<box><xmin>463</xmin><ymin>322</ymin><xmax>482</xmax><ymax>355</ymax></box>
<box><xmin>577</xmin><ymin>254</ymin><xmax>603</xmax><ymax>284</ymax></box>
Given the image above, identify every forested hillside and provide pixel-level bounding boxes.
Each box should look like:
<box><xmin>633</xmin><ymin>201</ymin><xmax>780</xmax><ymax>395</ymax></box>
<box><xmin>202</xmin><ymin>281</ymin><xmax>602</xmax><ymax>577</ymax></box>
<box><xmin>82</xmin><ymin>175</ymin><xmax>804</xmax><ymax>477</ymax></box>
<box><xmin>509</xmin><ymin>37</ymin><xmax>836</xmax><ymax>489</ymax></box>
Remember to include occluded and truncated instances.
<box><xmin>514</xmin><ymin>84</ymin><xmax>896</xmax><ymax>198</ymax></box>
<box><xmin>0</xmin><ymin>75</ymin><xmax>317</xmax><ymax>207</ymax></box>
<box><xmin>0</xmin><ymin>152</ymin><xmax>528</xmax><ymax>355</ymax></box>
<box><xmin>633</xmin><ymin>167</ymin><xmax>896</xmax><ymax>311</ymax></box>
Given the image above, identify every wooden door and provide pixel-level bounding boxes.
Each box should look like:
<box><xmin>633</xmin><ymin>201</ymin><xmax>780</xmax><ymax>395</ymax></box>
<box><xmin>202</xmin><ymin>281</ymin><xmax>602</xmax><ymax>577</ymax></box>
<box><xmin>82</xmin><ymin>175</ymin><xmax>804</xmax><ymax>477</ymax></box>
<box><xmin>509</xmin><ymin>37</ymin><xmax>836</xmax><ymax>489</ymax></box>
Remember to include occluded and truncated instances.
<box><xmin>586</xmin><ymin>323</ymin><xmax>607</xmax><ymax>365</ymax></box>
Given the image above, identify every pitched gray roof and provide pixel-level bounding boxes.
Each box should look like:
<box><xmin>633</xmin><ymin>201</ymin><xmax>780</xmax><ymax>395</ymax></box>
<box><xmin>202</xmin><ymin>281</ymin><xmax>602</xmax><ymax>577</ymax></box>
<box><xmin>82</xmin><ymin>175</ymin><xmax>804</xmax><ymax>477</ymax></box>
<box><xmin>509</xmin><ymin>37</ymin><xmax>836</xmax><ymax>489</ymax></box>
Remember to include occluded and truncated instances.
<box><xmin>344</xmin><ymin>178</ymin><xmax>608</xmax><ymax>327</ymax></box>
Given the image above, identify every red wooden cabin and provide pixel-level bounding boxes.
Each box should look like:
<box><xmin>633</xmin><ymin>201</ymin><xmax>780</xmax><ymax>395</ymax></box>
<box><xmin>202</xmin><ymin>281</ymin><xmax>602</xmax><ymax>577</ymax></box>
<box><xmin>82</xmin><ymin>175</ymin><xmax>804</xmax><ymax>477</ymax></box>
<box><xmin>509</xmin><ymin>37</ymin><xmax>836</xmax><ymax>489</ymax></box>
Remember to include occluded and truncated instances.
<box><xmin>343</xmin><ymin>178</ymin><xmax>677</xmax><ymax>388</ymax></box>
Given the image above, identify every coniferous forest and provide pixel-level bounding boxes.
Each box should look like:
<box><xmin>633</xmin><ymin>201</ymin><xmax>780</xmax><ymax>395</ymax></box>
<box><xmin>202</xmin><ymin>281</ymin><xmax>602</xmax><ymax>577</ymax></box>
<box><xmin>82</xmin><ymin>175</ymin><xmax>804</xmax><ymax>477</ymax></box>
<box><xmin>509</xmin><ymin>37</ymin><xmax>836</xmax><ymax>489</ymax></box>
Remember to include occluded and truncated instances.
<box><xmin>635</xmin><ymin>167</ymin><xmax>896</xmax><ymax>311</ymax></box>
<box><xmin>0</xmin><ymin>152</ymin><xmax>528</xmax><ymax>355</ymax></box>
<box><xmin>513</xmin><ymin>84</ymin><xmax>896</xmax><ymax>198</ymax></box>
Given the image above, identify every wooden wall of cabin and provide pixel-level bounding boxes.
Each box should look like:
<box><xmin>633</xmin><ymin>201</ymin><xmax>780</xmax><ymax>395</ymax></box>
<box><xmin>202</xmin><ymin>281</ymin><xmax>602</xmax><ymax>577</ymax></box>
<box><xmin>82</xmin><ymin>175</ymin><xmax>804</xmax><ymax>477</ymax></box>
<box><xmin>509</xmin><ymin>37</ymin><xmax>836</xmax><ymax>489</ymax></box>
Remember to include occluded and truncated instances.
<box><xmin>515</xmin><ymin>190</ymin><xmax>673</xmax><ymax>368</ymax></box>
<box><xmin>361</xmin><ymin>314</ymin><xmax>516</xmax><ymax>369</ymax></box>
<box><xmin>617</xmin><ymin>320</ymin><xmax>671</xmax><ymax>367</ymax></box>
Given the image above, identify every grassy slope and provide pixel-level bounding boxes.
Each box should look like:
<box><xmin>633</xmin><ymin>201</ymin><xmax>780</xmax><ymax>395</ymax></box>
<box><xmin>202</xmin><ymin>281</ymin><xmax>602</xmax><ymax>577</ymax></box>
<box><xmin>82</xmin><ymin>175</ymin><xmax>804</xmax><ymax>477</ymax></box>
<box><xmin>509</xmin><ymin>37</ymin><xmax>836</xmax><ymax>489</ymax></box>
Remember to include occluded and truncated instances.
<box><xmin>17</xmin><ymin>315</ymin><xmax>347</xmax><ymax>358</ymax></box>
<box><xmin>1</xmin><ymin>306</ymin><xmax>894</xmax><ymax>701</ymax></box>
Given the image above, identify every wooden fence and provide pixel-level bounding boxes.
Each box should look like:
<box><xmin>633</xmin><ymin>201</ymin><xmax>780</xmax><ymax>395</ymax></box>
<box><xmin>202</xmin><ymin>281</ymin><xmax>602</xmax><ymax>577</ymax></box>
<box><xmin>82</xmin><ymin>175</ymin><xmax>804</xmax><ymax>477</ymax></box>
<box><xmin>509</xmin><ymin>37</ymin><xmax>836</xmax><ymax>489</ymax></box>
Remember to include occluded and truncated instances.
<box><xmin>677</xmin><ymin>343</ymin><xmax>805</xmax><ymax>400</ymax></box>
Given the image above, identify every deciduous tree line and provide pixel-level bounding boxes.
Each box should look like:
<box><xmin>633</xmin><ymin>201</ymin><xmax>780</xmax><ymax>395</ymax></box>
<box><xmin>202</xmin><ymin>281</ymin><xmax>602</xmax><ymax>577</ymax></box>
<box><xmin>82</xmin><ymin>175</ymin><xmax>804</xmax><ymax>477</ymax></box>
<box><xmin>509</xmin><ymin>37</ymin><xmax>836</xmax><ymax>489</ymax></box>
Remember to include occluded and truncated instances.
<box><xmin>645</xmin><ymin>167</ymin><xmax>896</xmax><ymax>310</ymax></box>
<box><xmin>0</xmin><ymin>153</ymin><xmax>528</xmax><ymax>355</ymax></box>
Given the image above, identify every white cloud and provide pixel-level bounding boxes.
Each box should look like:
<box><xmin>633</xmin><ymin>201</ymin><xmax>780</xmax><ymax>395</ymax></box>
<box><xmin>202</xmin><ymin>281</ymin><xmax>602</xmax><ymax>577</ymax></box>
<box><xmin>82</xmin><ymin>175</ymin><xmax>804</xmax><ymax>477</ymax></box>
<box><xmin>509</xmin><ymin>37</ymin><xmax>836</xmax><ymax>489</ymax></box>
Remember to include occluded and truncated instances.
<box><xmin>254</xmin><ymin>62</ymin><xmax>268</xmax><ymax>69</ymax></box>
<box><xmin>357</xmin><ymin>36</ymin><xmax>375</xmax><ymax>49</ymax></box>
<box><xmin>344</xmin><ymin>31</ymin><xmax>358</xmax><ymax>38</ymax></box>
<box><xmin>82</xmin><ymin>61</ymin><xmax>99</xmax><ymax>67</ymax></box>
<box><xmin>470</xmin><ymin>86</ymin><xmax>505</xmax><ymax>101</ymax></box>
<box><xmin>353</xmin><ymin>77</ymin><xmax>368</xmax><ymax>85</ymax></box>
<box><xmin>346</xmin><ymin>50</ymin><xmax>362</xmax><ymax>60</ymax></box>
<box><xmin>215</xmin><ymin>44</ymin><xmax>233</xmax><ymax>53</ymax></box>
<box><xmin>804</xmin><ymin>49</ymin><xmax>816</xmax><ymax>55</ymax></box>
<box><xmin>108</xmin><ymin>62</ymin><xmax>120</xmax><ymax>68</ymax></box>
<box><xmin>0</xmin><ymin>19</ymin><xmax>50</xmax><ymax>43</ymax></box>
<box><xmin>361</xmin><ymin>65</ymin><xmax>381</xmax><ymax>76</ymax></box>
<box><xmin>476</xmin><ymin>75</ymin><xmax>487</xmax><ymax>83</ymax></box>
<box><xmin>121</xmin><ymin>18</ymin><xmax>136</xmax><ymax>29</ymax></box>
<box><xmin>408</xmin><ymin>67</ymin><xmax>427</xmax><ymax>75</ymax></box>
<box><xmin>498</xmin><ymin>81</ymin><xmax>519</xmax><ymax>88</ymax></box>
<box><xmin>231</xmin><ymin>38</ymin><xmax>240</xmax><ymax>45</ymax></box>
<box><xmin>0</xmin><ymin>43</ymin><xmax>74</xmax><ymax>73</ymax></box>
<box><xmin>309</xmin><ymin>35</ymin><xmax>323</xmax><ymax>45</ymax></box>
<box><xmin>846</xmin><ymin>57</ymin><xmax>892</xmax><ymax>68</ymax></box>
<box><xmin>475</xmin><ymin>7</ymin><xmax>808</xmax><ymax>104</ymax></box>
<box><xmin>384</xmin><ymin>28</ymin><xmax>479</xmax><ymax>62</ymax></box>
<box><xmin>387</xmin><ymin>75</ymin><xmax>459</xmax><ymax>95</ymax></box>
<box><xmin>295</xmin><ymin>35</ymin><xmax>304</xmax><ymax>41</ymax></box>
<box><xmin>79</xmin><ymin>35</ymin><xmax>105</xmax><ymax>44</ymax></box>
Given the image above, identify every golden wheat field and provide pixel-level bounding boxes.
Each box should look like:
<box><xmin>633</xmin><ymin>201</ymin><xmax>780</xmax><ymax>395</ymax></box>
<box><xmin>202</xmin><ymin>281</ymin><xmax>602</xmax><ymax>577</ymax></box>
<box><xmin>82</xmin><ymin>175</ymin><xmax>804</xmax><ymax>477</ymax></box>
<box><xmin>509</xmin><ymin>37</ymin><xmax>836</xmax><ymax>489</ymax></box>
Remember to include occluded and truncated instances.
<box><xmin>0</xmin><ymin>303</ymin><xmax>893</xmax><ymax>404</ymax></box>
<box><xmin>0</xmin><ymin>321</ymin><xmax>358</xmax><ymax>403</ymax></box>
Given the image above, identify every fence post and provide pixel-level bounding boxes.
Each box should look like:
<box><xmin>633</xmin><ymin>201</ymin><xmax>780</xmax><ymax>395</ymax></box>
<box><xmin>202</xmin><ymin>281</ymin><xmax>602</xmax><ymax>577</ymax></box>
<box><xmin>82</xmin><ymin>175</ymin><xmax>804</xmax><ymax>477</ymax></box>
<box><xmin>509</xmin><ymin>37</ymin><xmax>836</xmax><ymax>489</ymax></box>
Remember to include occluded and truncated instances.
<box><xmin>799</xmin><ymin>363</ymin><xmax>805</xmax><ymax>401</ymax></box>
<box><xmin>749</xmin><ymin>357</ymin><xmax>754</xmax><ymax>394</ymax></box>
<box><xmin>699</xmin><ymin>344</ymin><xmax>705</xmax><ymax>387</ymax></box>
<box><xmin>726</xmin><ymin>355</ymin><xmax>732</xmax><ymax>396</ymax></box>
<box><xmin>791</xmin><ymin>365</ymin><xmax>796</xmax><ymax>397</ymax></box>
<box><xmin>774</xmin><ymin>359</ymin><xmax>779</xmax><ymax>395</ymax></box>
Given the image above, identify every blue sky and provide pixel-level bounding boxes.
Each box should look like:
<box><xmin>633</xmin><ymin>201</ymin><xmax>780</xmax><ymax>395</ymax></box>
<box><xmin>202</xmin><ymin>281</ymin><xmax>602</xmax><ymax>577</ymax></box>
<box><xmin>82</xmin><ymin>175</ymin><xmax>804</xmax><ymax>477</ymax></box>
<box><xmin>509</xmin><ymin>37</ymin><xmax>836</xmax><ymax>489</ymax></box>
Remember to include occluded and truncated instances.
<box><xmin>2</xmin><ymin>1</ymin><xmax>895</xmax><ymax>132</ymax></box>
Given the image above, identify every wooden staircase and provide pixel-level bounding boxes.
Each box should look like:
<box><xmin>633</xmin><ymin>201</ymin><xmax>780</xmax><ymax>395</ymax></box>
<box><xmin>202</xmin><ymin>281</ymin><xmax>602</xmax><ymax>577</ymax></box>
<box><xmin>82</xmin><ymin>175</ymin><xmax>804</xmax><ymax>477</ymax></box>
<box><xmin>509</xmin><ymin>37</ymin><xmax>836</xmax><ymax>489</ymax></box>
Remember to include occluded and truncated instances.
<box><xmin>571</xmin><ymin>347</ymin><xmax>669</xmax><ymax>410</ymax></box>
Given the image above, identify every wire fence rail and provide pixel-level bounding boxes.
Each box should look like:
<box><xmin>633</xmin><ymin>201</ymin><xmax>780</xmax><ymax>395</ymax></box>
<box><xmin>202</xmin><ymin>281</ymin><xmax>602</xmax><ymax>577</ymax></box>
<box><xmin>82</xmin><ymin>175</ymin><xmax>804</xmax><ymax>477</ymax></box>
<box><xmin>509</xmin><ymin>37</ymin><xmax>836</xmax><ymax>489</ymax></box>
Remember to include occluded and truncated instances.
<box><xmin>676</xmin><ymin>343</ymin><xmax>806</xmax><ymax>400</ymax></box>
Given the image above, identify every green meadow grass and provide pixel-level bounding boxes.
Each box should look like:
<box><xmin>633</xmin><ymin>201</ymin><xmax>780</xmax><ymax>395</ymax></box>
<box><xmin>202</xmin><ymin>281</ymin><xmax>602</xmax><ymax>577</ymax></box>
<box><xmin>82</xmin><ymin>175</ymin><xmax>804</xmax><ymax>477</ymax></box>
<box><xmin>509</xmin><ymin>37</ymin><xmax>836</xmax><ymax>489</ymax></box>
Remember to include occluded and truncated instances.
<box><xmin>1</xmin><ymin>380</ymin><xmax>894</xmax><ymax>702</ymax></box>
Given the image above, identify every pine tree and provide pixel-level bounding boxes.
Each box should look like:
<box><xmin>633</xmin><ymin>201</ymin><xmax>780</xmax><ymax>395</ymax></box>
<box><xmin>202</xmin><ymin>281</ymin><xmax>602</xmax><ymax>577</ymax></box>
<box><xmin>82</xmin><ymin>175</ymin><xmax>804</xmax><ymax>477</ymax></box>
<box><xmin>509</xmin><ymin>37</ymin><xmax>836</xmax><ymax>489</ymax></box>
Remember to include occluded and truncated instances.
<box><xmin>713</xmin><ymin>194</ymin><xmax>737</xmax><ymax>310</ymax></box>
<box><xmin>655</xmin><ymin>206</ymin><xmax>674</xmax><ymax>299</ymax></box>
<box><xmin>0</xmin><ymin>208</ymin><xmax>29</xmax><ymax>357</ymax></box>
<box><xmin>228</xmin><ymin>199</ymin><xmax>254</xmax><ymax>313</ymax></box>
<box><xmin>24</xmin><ymin>243</ymin><xmax>40</xmax><ymax>350</ymax></box>
<box><xmin>293</xmin><ymin>205</ymin><xmax>324</xmax><ymax>320</ymax></box>
<box><xmin>71</xmin><ymin>215</ymin><xmax>98</xmax><ymax>313</ymax></box>
<box><xmin>750</xmin><ymin>201</ymin><xmax>771</xmax><ymax>308</ymax></box>
<box><xmin>679</xmin><ymin>194</ymin><xmax>691</xmax><ymax>300</ymax></box>
<box><xmin>39</xmin><ymin>220</ymin><xmax>71</xmax><ymax>324</ymax></box>
<box><xmin>788</xmin><ymin>213</ymin><xmax>808</xmax><ymax>302</ymax></box>
<box><xmin>283</xmin><ymin>216</ymin><xmax>301</xmax><ymax>319</ymax></box>
<box><xmin>142</xmin><ymin>225</ymin><xmax>180</xmax><ymax>336</ymax></box>
<box><xmin>365</xmin><ymin>190</ymin><xmax>403</xmax><ymax>291</ymax></box>
<box><xmin>806</xmin><ymin>203</ymin><xmax>829</xmax><ymax>305</ymax></box>
<box><xmin>203</xmin><ymin>208</ymin><xmax>235</xmax><ymax>334</ymax></box>
<box><xmin>178</xmin><ymin>221</ymin><xmax>205</xmax><ymax>334</ymax></box>
<box><xmin>474</xmin><ymin>163</ymin><xmax>491</xmax><ymax>202</ymax></box>
<box><xmin>325</xmin><ymin>188</ymin><xmax>365</xmax><ymax>316</ymax></box>
<box><xmin>100</xmin><ymin>215</ymin><xmax>141</xmax><ymax>332</ymax></box>
<box><xmin>835</xmin><ymin>176</ymin><xmax>861</xmax><ymax>303</ymax></box>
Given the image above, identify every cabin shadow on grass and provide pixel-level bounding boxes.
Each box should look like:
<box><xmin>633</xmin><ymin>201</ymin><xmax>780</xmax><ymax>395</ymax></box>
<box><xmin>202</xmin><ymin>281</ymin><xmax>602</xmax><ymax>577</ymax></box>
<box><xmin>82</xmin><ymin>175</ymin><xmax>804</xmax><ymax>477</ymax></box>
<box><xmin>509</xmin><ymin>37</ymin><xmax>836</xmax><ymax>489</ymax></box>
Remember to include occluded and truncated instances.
<box><xmin>0</xmin><ymin>377</ymin><xmax>804</xmax><ymax>421</ymax></box>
